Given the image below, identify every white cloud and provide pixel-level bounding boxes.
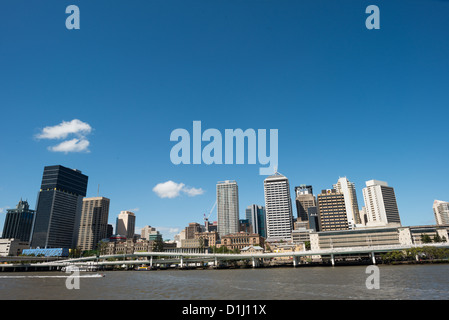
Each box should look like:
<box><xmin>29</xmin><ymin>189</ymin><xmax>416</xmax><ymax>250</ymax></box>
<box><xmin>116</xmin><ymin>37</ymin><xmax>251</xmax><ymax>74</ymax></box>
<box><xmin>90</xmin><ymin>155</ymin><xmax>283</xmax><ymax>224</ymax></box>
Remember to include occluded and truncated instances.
<box><xmin>152</xmin><ymin>181</ymin><xmax>205</xmax><ymax>199</ymax></box>
<box><xmin>35</xmin><ymin>119</ymin><xmax>93</xmax><ymax>153</ymax></box>
<box><xmin>36</xmin><ymin>119</ymin><xmax>92</xmax><ymax>140</ymax></box>
<box><xmin>48</xmin><ymin>138</ymin><xmax>90</xmax><ymax>153</ymax></box>
<box><xmin>153</xmin><ymin>181</ymin><xmax>185</xmax><ymax>198</ymax></box>
<box><xmin>182</xmin><ymin>186</ymin><xmax>205</xmax><ymax>197</ymax></box>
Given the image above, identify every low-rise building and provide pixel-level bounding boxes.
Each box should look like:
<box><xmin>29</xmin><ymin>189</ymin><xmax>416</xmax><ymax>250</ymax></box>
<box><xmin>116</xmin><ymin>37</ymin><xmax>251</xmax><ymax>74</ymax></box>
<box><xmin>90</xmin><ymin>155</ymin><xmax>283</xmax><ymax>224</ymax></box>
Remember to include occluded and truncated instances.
<box><xmin>0</xmin><ymin>239</ymin><xmax>29</xmax><ymax>257</ymax></box>
<box><xmin>220</xmin><ymin>232</ymin><xmax>265</xmax><ymax>251</ymax></box>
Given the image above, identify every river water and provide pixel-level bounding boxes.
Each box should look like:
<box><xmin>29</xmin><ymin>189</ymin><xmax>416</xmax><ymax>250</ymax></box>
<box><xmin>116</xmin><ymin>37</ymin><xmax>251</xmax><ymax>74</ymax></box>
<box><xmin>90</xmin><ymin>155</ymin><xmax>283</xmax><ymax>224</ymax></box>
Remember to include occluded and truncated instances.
<box><xmin>0</xmin><ymin>264</ymin><xmax>448</xmax><ymax>300</ymax></box>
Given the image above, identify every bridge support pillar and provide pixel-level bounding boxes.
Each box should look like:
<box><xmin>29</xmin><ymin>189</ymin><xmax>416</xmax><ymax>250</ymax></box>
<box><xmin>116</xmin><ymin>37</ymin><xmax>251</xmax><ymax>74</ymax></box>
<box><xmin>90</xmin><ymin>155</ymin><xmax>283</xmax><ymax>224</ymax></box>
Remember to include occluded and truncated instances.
<box><xmin>293</xmin><ymin>256</ymin><xmax>298</xmax><ymax>267</ymax></box>
<box><xmin>180</xmin><ymin>256</ymin><xmax>184</xmax><ymax>268</ymax></box>
<box><xmin>252</xmin><ymin>257</ymin><xmax>260</xmax><ymax>268</ymax></box>
<box><xmin>215</xmin><ymin>257</ymin><xmax>218</xmax><ymax>267</ymax></box>
<box><xmin>150</xmin><ymin>256</ymin><xmax>153</xmax><ymax>268</ymax></box>
<box><xmin>371</xmin><ymin>252</ymin><xmax>376</xmax><ymax>265</ymax></box>
<box><xmin>331</xmin><ymin>254</ymin><xmax>335</xmax><ymax>266</ymax></box>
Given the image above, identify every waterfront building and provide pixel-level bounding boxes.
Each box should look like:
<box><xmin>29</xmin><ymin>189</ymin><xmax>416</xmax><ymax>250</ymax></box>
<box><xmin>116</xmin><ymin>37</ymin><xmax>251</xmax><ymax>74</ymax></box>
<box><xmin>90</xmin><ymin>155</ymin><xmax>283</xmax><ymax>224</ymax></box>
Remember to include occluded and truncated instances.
<box><xmin>398</xmin><ymin>225</ymin><xmax>449</xmax><ymax>245</ymax></box>
<box><xmin>2</xmin><ymin>199</ymin><xmax>35</xmax><ymax>242</ymax></box>
<box><xmin>362</xmin><ymin>180</ymin><xmax>401</xmax><ymax>226</ymax></box>
<box><xmin>116</xmin><ymin>211</ymin><xmax>136</xmax><ymax>239</ymax></box>
<box><xmin>245</xmin><ymin>204</ymin><xmax>267</xmax><ymax>238</ymax></box>
<box><xmin>77</xmin><ymin>197</ymin><xmax>110</xmax><ymax>251</ymax></box>
<box><xmin>294</xmin><ymin>185</ymin><xmax>316</xmax><ymax>222</ymax></box>
<box><xmin>241</xmin><ymin>245</ymin><xmax>264</xmax><ymax>253</ymax></box>
<box><xmin>0</xmin><ymin>238</ymin><xmax>29</xmax><ymax>257</ymax></box>
<box><xmin>195</xmin><ymin>230</ymin><xmax>218</xmax><ymax>247</ymax></box>
<box><xmin>310</xmin><ymin>224</ymin><xmax>449</xmax><ymax>251</ymax></box>
<box><xmin>220</xmin><ymin>232</ymin><xmax>265</xmax><ymax>251</ymax></box>
<box><xmin>333</xmin><ymin>177</ymin><xmax>361</xmax><ymax>228</ymax></box>
<box><xmin>317</xmin><ymin>189</ymin><xmax>349</xmax><ymax>231</ymax></box>
<box><xmin>264</xmin><ymin>171</ymin><xmax>293</xmax><ymax>241</ymax></box>
<box><xmin>433</xmin><ymin>200</ymin><xmax>449</xmax><ymax>226</ymax></box>
<box><xmin>217</xmin><ymin>180</ymin><xmax>239</xmax><ymax>239</ymax></box>
<box><xmin>30</xmin><ymin>165</ymin><xmax>88</xmax><ymax>249</ymax></box>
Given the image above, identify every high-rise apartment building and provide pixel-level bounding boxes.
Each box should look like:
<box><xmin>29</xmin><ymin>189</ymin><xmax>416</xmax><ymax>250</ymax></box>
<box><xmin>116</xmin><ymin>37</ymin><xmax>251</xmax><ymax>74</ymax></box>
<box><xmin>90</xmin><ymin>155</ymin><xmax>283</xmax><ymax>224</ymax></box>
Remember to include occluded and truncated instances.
<box><xmin>333</xmin><ymin>177</ymin><xmax>361</xmax><ymax>228</ymax></box>
<box><xmin>294</xmin><ymin>185</ymin><xmax>316</xmax><ymax>222</ymax></box>
<box><xmin>77</xmin><ymin>197</ymin><xmax>110</xmax><ymax>251</ymax></box>
<box><xmin>362</xmin><ymin>180</ymin><xmax>401</xmax><ymax>226</ymax></box>
<box><xmin>245</xmin><ymin>204</ymin><xmax>267</xmax><ymax>238</ymax></box>
<box><xmin>433</xmin><ymin>200</ymin><xmax>449</xmax><ymax>225</ymax></box>
<box><xmin>264</xmin><ymin>171</ymin><xmax>293</xmax><ymax>241</ymax></box>
<box><xmin>217</xmin><ymin>180</ymin><xmax>239</xmax><ymax>238</ymax></box>
<box><xmin>116</xmin><ymin>211</ymin><xmax>136</xmax><ymax>239</ymax></box>
<box><xmin>31</xmin><ymin>165</ymin><xmax>88</xmax><ymax>249</ymax></box>
<box><xmin>2</xmin><ymin>199</ymin><xmax>35</xmax><ymax>242</ymax></box>
<box><xmin>317</xmin><ymin>189</ymin><xmax>349</xmax><ymax>231</ymax></box>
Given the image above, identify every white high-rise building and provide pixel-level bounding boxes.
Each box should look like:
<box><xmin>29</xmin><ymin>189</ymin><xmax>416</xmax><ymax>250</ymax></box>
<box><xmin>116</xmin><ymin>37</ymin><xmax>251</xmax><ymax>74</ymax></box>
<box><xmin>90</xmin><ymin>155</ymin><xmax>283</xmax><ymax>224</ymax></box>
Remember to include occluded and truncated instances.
<box><xmin>362</xmin><ymin>180</ymin><xmax>401</xmax><ymax>227</ymax></box>
<box><xmin>264</xmin><ymin>171</ymin><xmax>293</xmax><ymax>241</ymax></box>
<box><xmin>116</xmin><ymin>210</ymin><xmax>136</xmax><ymax>239</ymax></box>
<box><xmin>433</xmin><ymin>200</ymin><xmax>449</xmax><ymax>225</ymax></box>
<box><xmin>333</xmin><ymin>177</ymin><xmax>361</xmax><ymax>228</ymax></box>
<box><xmin>217</xmin><ymin>180</ymin><xmax>239</xmax><ymax>238</ymax></box>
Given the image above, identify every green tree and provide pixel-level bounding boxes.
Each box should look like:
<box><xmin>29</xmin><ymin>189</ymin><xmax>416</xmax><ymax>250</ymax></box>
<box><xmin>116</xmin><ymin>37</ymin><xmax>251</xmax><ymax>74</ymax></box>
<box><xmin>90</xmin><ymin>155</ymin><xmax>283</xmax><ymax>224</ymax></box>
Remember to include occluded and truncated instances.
<box><xmin>421</xmin><ymin>234</ymin><xmax>432</xmax><ymax>244</ymax></box>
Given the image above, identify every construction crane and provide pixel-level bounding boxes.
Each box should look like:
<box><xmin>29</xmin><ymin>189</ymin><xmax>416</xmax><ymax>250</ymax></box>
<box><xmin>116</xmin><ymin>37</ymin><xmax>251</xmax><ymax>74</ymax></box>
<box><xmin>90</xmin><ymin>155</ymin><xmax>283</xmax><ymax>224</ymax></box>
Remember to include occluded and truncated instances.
<box><xmin>204</xmin><ymin>201</ymin><xmax>217</xmax><ymax>231</ymax></box>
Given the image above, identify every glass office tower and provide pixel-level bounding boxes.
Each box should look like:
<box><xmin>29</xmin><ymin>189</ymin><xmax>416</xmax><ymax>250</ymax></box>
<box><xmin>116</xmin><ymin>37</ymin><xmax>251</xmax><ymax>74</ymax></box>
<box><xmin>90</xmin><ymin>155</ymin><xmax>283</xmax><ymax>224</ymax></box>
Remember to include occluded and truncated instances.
<box><xmin>2</xmin><ymin>199</ymin><xmax>35</xmax><ymax>241</ymax></box>
<box><xmin>30</xmin><ymin>165</ymin><xmax>88</xmax><ymax>249</ymax></box>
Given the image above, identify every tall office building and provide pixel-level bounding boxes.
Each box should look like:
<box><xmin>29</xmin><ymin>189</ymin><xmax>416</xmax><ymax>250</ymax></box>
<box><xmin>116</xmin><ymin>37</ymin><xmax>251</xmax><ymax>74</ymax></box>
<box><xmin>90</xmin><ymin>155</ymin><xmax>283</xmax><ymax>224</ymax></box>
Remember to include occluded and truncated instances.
<box><xmin>317</xmin><ymin>189</ymin><xmax>349</xmax><ymax>231</ymax></box>
<box><xmin>433</xmin><ymin>200</ymin><xmax>449</xmax><ymax>225</ymax></box>
<box><xmin>30</xmin><ymin>165</ymin><xmax>88</xmax><ymax>249</ymax></box>
<box><xmin>245</xmin><ymin>204</ymin><xmax>267</xmax><ymax>238</ymax></box>
<box><xmin>77</xmin><ymin>197</ymin><xmax>110</xmax><ymax>251</ymax></box>
<box><xmin>217</xmin><ymin>180</ymin><xmax>239</xmax><ymax>238</ymax></box>
<box><xmin>264</xmin><ymin>171</ymin><xmax>293</xmax><ymax>241</ymax></box>
<box><xmin>2</xmin><ymin>199</ymin><xmax>35</xmax><ymax>242</ymax></box>
<box><xmin>362</xmin><ymin>180</ymin><xmax>401</xmax><ymax>226</ymax></box>
<box><xmin>333</xmin><ymin>177</ymin><xmax>361</xmax><ymax>228</ymax></box>
<box><xmin>116</xmin><ymin>211</ymin><xmax>136</xmax><ymax>239</ymax></box>
<box><xmin>294</xmin><ymin>185</ymin><xmax>316</xmax><ymax>222</ymax></box>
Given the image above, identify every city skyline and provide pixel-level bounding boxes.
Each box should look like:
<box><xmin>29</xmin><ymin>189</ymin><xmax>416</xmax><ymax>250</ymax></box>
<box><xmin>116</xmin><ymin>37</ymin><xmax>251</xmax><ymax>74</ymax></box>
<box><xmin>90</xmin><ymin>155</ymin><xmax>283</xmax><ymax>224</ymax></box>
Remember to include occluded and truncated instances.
<box><xmin>1</xmin><ymin>1</ymin><xmax>449</xmax><ymax>241</ymax></box>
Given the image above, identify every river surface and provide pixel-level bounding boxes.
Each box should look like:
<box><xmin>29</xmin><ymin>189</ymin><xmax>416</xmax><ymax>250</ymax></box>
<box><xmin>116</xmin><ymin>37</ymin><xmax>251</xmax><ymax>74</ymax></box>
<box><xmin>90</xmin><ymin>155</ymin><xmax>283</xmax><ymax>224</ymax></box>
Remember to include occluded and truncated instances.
<box><xmin>0</xmin><ymin>264</ymin><xmax>448</xmax><ymax>300</ymax></box>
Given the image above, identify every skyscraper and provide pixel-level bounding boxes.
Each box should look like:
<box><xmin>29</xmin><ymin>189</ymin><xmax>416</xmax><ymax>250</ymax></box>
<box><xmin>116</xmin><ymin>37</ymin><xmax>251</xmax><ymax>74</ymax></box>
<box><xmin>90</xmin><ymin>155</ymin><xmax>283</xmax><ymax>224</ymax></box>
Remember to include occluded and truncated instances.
<box><xmin>433</xmin><ymin>200</ymin><xmax>449</xmax><ymax>225</ymax></box>
<box><xmin>294</xmin><ymin>185</ymin><xmax>316</xmax><ymax>222</ymax></box>
<box><xmin>2</xmin><ymin>199</ymin><xmax>35</xmax><ymax>242</ymax></box>
<box><xmin>217</xmin><ymin>180</ymin><xmax>239</xmax><ymax>239</ymax></box>
<box><xmin>333</xmin><ymin>177</ymin><xmax>361</xmax><ymax>228</ymax></box>
<box><xmin>264</xmin><ymin>171</ymin><xmax>293</xmax><ymax>241</ymax></box>
<box><xmin>30</xmin><ymin>165</ymin><xmax>88</xmax><ymax>249</ymax></box>
<box><xmin>362</xmin><ymin>180</ymin><xmax>401</xmax><ymax>226</ymax></box>
<box><xmin>245</xmin><ymin>204</ymin><xmax>267</xmax><ymax>238</ymax></box>
<box><xmin>116</xmin><ymin>210</ymin><xmax>136</xmax><ymax>239</ymax></box>
<box><xmin>77</xmin><ymin>197</ymin><xmax>110</xmax><ymax>251</ymax></box>
<box><xmin>317</xmin><ymin>189</ymin><xmax>349</xmax><ymax>231</ymax></box>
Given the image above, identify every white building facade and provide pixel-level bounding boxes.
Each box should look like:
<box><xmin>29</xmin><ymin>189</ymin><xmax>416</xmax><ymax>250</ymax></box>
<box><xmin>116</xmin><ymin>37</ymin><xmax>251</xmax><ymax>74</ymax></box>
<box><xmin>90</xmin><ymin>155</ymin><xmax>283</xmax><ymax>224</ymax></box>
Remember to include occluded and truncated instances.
<box><xmin>264</xmin><ymin>172</ymin><xmax>293</xmax><ymax>241</ymax></box>
<box><xmin>362</xmin><ymin>180</ymin><xmax>401</xmax><ymax>227</ymax></box>
<box><xmin>217</xmin><ymin>180</ymin><xmax>239</xmax><ymax>239</ymax></box>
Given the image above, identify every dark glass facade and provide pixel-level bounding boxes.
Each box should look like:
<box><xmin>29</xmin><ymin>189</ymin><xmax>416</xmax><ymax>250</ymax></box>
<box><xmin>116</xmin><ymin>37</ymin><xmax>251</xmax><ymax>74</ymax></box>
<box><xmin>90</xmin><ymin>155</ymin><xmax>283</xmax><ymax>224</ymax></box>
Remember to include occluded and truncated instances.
<box><xmin>2</xmin><ymin>199</ymin><xmax>35</xmax><ymax>241</ymax></box>
<box><xmin>31</xmin><ymin>165</ymin><xmax>88</xmax><ymax>249</ymax></box>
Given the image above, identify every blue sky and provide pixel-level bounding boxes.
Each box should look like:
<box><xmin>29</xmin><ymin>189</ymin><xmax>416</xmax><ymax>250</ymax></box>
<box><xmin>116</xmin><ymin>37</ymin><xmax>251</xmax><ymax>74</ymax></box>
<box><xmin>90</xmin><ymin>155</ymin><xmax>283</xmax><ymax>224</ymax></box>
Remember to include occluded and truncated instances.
<box><xmin>1</xmin><ymin>0</ymin><xmax>449</xmax><ymax>240</ymax></box>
